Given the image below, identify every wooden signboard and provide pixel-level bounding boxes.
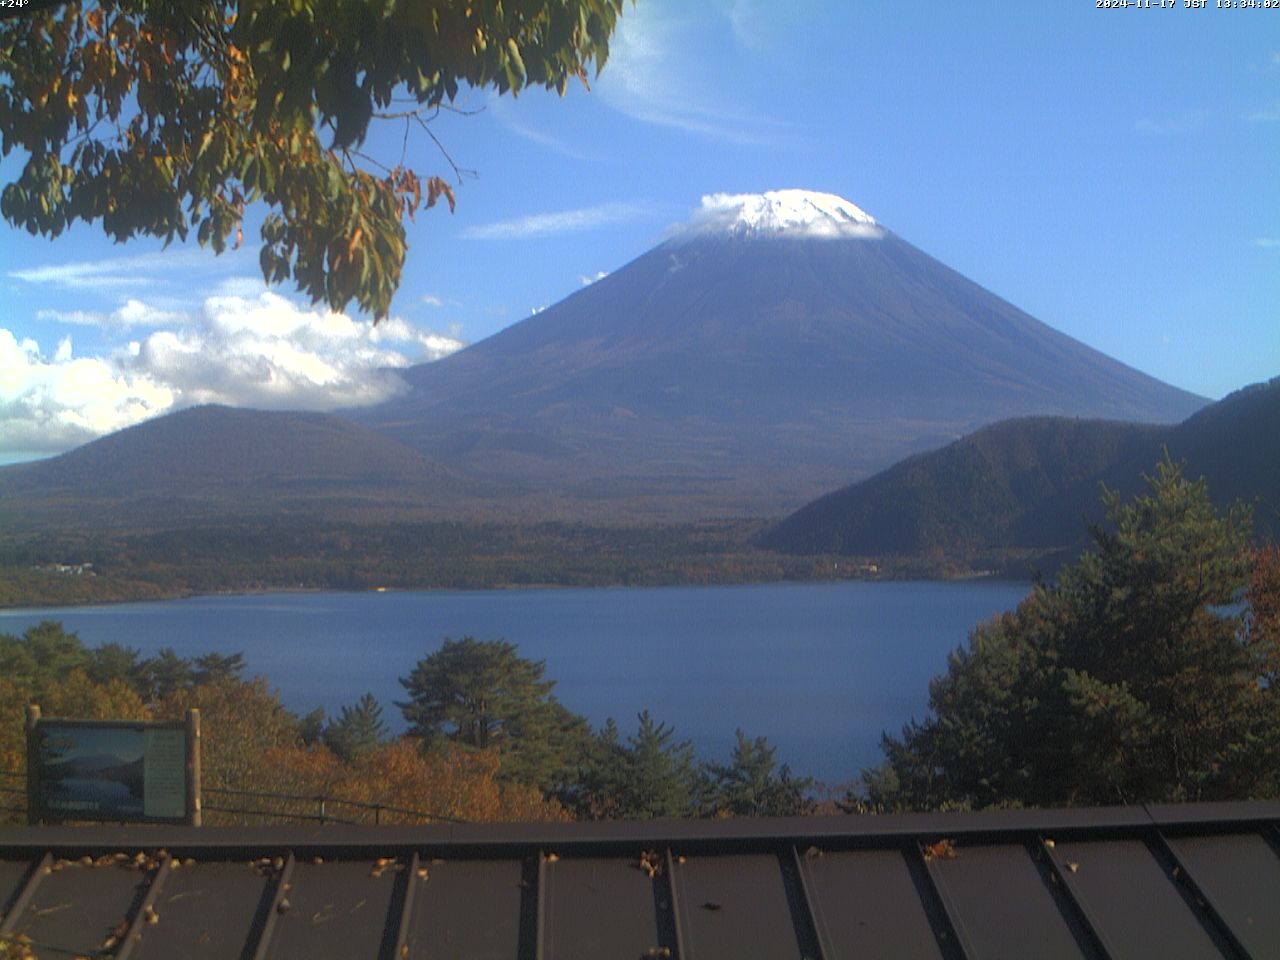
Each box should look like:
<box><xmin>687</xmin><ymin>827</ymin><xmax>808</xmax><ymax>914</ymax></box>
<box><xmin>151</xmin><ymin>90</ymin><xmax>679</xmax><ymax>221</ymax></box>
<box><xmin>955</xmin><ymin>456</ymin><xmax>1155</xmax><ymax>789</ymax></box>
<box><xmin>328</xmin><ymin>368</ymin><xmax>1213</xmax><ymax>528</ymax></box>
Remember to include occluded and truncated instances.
<box><xmin>25</xmin><ymin>706</ymin><xmax>201</xmax><ymax>826</ymax></box>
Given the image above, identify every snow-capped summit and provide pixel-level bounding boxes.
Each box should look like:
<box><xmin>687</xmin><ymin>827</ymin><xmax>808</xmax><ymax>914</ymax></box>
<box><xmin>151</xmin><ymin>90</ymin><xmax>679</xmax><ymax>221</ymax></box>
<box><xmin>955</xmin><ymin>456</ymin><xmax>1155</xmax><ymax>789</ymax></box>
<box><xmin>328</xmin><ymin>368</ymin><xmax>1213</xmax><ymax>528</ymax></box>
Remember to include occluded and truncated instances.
<box><xmin>677</xmin><ymin>189</ymin><xmax>883</xmax><ymax>241</ymax></box>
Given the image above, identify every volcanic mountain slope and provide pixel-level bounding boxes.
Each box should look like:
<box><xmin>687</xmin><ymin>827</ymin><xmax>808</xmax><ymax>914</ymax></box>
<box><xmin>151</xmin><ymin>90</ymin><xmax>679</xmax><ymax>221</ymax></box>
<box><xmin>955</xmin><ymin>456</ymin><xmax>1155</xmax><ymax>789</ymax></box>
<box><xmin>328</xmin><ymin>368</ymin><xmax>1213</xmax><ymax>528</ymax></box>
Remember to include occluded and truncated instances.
<box><xmin>763</xmin><ymin>376</ymin><xmax>1280</xmax><ymax>562</ymax></box>
<box><xmin>358</xmin><ymin>190</ymin><xmax>1205</xmax><ymax>516</ymax></box>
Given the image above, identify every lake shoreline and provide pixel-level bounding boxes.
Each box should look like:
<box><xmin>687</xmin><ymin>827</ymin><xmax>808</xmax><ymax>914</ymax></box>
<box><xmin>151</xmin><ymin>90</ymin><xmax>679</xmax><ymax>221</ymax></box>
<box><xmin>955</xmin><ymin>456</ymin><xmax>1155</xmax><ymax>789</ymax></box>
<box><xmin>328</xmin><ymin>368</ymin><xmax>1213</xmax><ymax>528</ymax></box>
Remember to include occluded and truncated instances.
<box><xmin>0</xmin><ymin>564</ymin><xmax>1025</xmax><ymax>613</ymax></box>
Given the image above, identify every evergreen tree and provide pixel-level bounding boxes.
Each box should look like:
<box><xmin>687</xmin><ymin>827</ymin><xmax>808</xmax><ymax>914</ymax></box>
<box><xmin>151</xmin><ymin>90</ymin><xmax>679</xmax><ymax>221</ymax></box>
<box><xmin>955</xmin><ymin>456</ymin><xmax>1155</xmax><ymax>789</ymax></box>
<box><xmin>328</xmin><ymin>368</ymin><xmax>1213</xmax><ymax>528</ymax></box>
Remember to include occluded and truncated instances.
<box><xmin>1245</xmin><ymin>542</ymin><xmax>1280</xmax><ymax>686</ymax></box>
<box><xmin>137</xmin><ymin>648</ymin><xmax>196</xmax><ymax>703</ymax></box>
<box><xmin>702</xmin><ymin>731</ymin><xmax>814</xmax><ymax>817</ymax></box>
<box><xmin>324</xmin><ymin>693</ymin><xmax>389</xmax><ymax>761</ymax></box>
<box><xmin>569</xmin><ymin>712</ymin><xmax>702</xmax><ymax>820</ymax></box>
<box><xmin>866</xmin><ymin>457</ymin><xmax>1273</xmax><ymax>810</ymax></box>
<box><xmin>0</xmin><ymin>620</ymin><xmax>90</xmax><ymax>687</ymax></box>
<box><xmin>398</xmin><ymin>637</ymin><xmax>589</xmax><ymax>793</ymax></box>
<box><xmin>298</xmin><ymin>707</ymin><xmax>327</xmax><ymax>748</ymax></box>
<box><xmin>193</xmin><ymin>651</ymin><xmax>247</xmax><ymax>685</ymax></box>
<box><xmin>85</xmin><ymin>642</ymin><xmax>145</xmax><ymax>693</ymax></box>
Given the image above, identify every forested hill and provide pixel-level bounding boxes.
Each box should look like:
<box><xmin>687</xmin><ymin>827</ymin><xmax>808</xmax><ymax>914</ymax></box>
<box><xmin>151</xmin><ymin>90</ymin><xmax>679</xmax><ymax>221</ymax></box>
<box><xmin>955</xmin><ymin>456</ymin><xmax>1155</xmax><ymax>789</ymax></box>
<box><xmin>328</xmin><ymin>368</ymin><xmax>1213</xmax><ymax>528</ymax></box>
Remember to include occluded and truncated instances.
<box><xmin>760</xmin><ymin>418</ymin><xmax>1164</xmax><ymax>557</ymax></box>
<box><xmin>0</xmin><ymin>405</ymin><xmax>460</xmax><ymax>525</ymax></box>
<box><xmin>763</xmin><ymin>377</ymin><xmax>1280</xmax><ymax>563</ymax></box>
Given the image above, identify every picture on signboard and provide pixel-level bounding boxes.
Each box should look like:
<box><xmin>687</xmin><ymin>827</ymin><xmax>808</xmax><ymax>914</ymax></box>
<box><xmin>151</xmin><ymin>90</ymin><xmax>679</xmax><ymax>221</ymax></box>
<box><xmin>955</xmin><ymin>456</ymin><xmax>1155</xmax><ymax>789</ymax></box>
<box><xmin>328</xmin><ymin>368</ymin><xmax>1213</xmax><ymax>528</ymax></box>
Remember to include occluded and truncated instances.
<box><xmin>35</xmin><ymin>725</ymin><xmax>147</xmax><ymax>818</ymax></box>
<box><xmin>31</xmin><ymin>721</ymin><xmax>189</xmax><ymax>822</ymax></box>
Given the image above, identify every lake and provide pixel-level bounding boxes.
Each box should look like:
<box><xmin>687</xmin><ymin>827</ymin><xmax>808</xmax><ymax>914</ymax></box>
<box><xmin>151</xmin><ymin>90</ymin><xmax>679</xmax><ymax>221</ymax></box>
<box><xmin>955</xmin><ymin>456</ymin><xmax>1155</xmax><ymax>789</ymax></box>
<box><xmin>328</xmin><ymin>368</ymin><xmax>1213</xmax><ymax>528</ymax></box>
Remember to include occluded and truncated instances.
<box><xmin>1</xmin><ymin>581</ymin><xmax>1030</xmax><ymax>784</ymax></box>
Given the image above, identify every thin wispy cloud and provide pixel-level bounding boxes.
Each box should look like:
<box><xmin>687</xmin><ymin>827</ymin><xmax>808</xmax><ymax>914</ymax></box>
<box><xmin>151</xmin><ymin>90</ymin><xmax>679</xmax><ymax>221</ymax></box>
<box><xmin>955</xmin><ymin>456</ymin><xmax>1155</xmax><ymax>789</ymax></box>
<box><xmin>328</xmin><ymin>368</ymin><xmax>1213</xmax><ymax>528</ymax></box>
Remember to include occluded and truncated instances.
<box><xmin>9</xmin><ymin>250</ymin><xmax>217</xmax><ymax>290</ymax></box>
<box><xmin>420</xmin><ymin>294</ymin><xmax>464</xmax><ymax>310</ymax></box>
<box><xmin>486</xmin><ymin>93</ymin><xmax>600</xmax><ymax>161</ymax></box>
<box><xmin>1244</xmin><ymin>102</ymin><xmax>1280</xmax><ymax>123</ymax></box>
<box><xmin>1255</xmin><ymin>237</ymin><xmax>1280</xmax><ymax>249</ymax></box>
<box><xmin>721</xmin><ymin>0</ymin><xmax>789</xmax><ymax>52</ymax></box>
<box><xmin>1134</xmin><ymin>110</ymin><xmax>1209</xmax><ymax>135</ymax></box>
<box><xmin>463</xmin><ymin>201</ymin><xmax>654</xmax><ymax>240</ymax></box>
<box><xmin>597</xmin><ymin>1</ymin><xmax>795</xmax><ymax>146</ymax></box>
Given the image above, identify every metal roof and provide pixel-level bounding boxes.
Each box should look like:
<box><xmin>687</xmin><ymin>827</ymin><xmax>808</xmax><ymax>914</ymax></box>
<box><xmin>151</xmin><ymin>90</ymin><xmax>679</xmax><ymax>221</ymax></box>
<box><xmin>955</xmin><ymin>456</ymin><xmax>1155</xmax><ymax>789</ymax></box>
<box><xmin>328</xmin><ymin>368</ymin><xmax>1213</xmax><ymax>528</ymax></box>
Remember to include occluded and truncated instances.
<box><xmin>1</xmin><ymin>801</ymin><xmax>1278</xmax><ymax>959</ymax></box>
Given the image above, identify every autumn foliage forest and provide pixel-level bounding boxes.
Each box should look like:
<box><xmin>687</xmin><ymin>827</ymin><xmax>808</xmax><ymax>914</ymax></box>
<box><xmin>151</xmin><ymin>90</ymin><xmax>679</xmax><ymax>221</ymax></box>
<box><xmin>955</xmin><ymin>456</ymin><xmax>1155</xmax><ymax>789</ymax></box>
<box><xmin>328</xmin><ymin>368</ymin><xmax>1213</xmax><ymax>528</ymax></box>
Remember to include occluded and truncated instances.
<box><xmin>0</xmin><ymin>629</ymin><xmax>568</xmax><ymax>826</ymax></box>
<box><xmin>0</xmin><ymin>624</ymin><xmax>813</xmax><ymax>826</ymax></box>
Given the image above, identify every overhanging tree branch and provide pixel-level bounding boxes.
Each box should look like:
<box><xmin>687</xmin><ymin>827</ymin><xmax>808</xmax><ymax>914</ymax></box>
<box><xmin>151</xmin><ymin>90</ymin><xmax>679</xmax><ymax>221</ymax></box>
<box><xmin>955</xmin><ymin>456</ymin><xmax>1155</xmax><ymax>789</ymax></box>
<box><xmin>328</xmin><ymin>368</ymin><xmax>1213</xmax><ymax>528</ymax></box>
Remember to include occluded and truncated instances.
<box><xmin>1</xmin><ymin>0</ymin><xmax>628</xmax><ymax>318</ymax></box>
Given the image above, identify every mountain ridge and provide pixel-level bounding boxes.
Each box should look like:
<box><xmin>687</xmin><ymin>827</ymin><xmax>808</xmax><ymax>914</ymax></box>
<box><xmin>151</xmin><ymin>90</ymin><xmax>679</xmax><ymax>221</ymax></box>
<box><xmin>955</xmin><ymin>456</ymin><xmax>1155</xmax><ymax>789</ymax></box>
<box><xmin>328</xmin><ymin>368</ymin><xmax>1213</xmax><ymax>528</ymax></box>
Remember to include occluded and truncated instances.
<box><xmin>3</xmin><ymin>190</ymin><xmax>1210</xmax><ymax>523</ymax></box>
<box><xmin>763</xmin><ymin>377</ymin><xmax>1280</xmax><ymax>564</ymax></box>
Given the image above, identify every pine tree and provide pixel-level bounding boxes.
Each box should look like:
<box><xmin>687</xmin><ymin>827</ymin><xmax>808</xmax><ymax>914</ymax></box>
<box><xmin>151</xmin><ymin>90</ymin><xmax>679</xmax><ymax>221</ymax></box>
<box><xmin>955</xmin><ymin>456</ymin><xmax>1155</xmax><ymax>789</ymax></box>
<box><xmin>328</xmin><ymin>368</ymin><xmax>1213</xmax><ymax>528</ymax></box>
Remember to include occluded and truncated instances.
<box><xmin>193</xmin><ymin>651</ymin><xmax>247</xmax><ymax>685</ymax></box>
<box><xmin>867</xmin><ymin>457</ymin><xmax>1273</xmax><ymax>809</ymax></box>
<box><xmin>569</xmin><ymin>712</ymin><xmax>702</xmax><ymax>819</ymax></box>
<box><xmin>324</xmin><ymin>693</ymin><xmax>389</xmax><ymax>761</ymax></box>
<box><xmin>702</xmin><ymin>731</ymin><xmax>813</xmax><ymax>817</ymax></box>
<box><xmin>137</xmin><ymin>648</ymin><xmax>196</xmax><ymax>703</ymax></box>
<box><xmin>398</xmin><ymin>637</ymin><xmax>589</xmax><ymax>793</ymax></box>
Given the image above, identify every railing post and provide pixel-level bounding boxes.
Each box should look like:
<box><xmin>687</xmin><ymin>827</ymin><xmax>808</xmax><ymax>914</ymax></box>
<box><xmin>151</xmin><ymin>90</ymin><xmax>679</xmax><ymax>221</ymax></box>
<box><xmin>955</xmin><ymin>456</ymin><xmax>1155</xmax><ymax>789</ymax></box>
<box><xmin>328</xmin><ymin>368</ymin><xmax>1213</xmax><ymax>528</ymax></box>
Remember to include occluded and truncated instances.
<box><xmin>25</xmin><ymin>704</ymin><xmax>40</xmax><ymax>826</ymax></box>
<box><xmin>187</xmin><ymin>708</ymin><xmax>202</xmax><ymax>827</ymax></box>
<box><xmin>318</xmin><ymin>795</ymin><xmax>327</xmax><ymax>824</ymax></box>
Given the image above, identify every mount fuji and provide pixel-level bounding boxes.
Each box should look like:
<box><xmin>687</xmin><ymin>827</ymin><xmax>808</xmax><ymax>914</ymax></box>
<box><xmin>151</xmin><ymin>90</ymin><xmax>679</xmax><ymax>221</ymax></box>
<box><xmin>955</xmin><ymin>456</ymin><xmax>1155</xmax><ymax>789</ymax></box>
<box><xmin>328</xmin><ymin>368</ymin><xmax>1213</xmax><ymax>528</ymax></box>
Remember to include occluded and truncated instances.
<box><xmin>355</xmin><ymin>190</ymin><xmax>1205</xmax><ymax>517</ymax></box>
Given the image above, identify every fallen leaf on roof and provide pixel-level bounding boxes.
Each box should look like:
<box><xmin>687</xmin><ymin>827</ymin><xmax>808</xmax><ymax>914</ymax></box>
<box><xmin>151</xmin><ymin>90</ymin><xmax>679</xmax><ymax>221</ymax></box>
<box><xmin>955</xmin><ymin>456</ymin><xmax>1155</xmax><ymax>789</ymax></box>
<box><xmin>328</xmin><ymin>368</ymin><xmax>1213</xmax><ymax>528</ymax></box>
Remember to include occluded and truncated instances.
<box><xmin>922</xmin><ymin>839</ymin><xmax>958</xmax><ymax>861</ymax></box>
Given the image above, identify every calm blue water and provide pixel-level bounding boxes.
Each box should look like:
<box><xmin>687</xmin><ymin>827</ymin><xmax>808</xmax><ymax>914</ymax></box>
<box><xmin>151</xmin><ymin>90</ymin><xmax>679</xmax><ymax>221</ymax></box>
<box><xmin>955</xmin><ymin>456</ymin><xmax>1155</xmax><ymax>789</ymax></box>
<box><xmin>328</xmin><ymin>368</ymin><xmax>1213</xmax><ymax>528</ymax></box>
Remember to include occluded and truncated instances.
<box><xmin>1</xmin><ymin>581</ymin><xmax>1029</xmax><ymax>784</ymax></box>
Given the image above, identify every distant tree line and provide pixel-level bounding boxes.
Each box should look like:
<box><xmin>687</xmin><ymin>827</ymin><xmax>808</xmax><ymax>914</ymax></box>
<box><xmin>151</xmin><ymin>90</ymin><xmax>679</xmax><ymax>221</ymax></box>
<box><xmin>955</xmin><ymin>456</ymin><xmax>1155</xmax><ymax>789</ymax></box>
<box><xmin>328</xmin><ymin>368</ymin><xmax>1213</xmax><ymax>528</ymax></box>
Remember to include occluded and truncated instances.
<box><xmin>0</xmin><ymin>519</ymin><xmax>862</xmax><ymax>609</ymax></box>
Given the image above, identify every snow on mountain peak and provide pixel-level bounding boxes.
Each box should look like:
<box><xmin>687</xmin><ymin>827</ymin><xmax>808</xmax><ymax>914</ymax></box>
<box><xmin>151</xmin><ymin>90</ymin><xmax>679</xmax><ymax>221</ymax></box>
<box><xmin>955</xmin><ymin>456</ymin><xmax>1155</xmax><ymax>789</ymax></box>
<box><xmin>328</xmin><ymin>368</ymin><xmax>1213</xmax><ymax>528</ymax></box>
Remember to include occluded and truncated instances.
<box><xmin>676</xmin><ymin>189</ymin><xmax>883</xmax><ymax>241</ymax></box>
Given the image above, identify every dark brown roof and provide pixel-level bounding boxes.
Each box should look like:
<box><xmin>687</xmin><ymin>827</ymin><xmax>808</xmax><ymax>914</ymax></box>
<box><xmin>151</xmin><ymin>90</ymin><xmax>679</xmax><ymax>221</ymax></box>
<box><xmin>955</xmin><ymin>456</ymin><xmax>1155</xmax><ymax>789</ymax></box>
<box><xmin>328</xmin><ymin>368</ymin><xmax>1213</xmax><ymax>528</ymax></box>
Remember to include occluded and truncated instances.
<box><xmin>2</xmin><ymin>801</ymin><xmax>1278</xmax><ymax>959</ymax></box>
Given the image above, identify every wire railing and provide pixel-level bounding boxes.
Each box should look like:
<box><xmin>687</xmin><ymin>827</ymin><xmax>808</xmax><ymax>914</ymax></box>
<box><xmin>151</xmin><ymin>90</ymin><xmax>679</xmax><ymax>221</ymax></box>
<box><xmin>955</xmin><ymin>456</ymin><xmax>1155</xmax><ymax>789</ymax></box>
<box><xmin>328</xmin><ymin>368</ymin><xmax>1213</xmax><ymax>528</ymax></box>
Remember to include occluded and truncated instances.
<box><xmin>202</xmin><ymin>785</ymin><xmax>466</xmax><ymax>826</ymax></box>
<box><xmin>0</xmin><ymin>769</ymin><xmax>465</xmax><ymax>826</ymax></box>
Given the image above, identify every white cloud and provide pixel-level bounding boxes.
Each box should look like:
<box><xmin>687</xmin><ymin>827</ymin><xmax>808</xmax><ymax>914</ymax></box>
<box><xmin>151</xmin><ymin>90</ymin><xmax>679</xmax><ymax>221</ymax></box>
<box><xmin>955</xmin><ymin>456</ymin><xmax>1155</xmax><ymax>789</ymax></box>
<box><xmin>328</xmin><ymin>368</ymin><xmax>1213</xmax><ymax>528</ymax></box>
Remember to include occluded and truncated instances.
<box><xmin>211</xmin><ymin>275</ymin><xmax>272</xmax><ymax>298</ymax></box>
<box><xmin>580</xmin><ymin>271</ymin><xmax>609</xmax><ymax>286</ymax></box>
<box><xmin>0</xmin><ymin>292</ymin><xmax>465</xmax><ymax>459</ymax></box>
<box><xmin>1256</xmin><ymin>237</ymin><xmax>1280</xmax><ymax>248</ymax></box>
<box><xmin>422</xmin><ymin>294</ymin><xmax>445</xmax><ymax>307</ymax></box>
<box><xmin>0</xmin><ymin>330</ymin><xmax>176</xmax><ymax>455</ymax></box>
<box><xmin>463</xmin><ymin>201</ymin><xmax>653</xmax><ymax>240</ymax></box>
<box><xmin>37</xmin><ymin>298</ymin><xmax>190</xmax><ymax>331</ymax></box>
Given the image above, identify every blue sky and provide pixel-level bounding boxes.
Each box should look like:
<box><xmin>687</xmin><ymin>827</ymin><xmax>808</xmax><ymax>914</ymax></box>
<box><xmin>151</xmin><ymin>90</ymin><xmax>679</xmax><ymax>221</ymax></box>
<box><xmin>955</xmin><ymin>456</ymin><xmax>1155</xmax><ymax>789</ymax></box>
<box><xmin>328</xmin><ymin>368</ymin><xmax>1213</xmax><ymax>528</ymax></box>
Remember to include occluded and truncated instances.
<box><xmin>2</xmin><ymin>0</ymin><xmax>1277</xmax><ymax>461</ymax></box>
